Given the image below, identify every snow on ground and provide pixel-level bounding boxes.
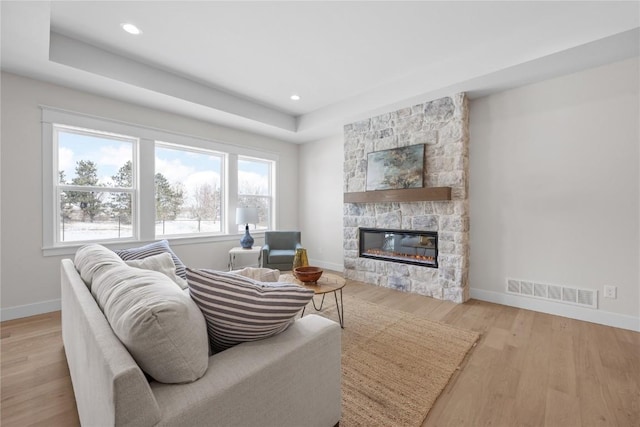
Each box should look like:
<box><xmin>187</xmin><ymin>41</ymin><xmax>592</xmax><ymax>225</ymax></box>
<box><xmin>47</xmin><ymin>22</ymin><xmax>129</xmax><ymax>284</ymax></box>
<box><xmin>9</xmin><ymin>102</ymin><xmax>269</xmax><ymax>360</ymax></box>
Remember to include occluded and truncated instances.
<box><xmin>61</xmin><ymin>220</ymin><xmax>221</xmax><ymax>242</ymax></box>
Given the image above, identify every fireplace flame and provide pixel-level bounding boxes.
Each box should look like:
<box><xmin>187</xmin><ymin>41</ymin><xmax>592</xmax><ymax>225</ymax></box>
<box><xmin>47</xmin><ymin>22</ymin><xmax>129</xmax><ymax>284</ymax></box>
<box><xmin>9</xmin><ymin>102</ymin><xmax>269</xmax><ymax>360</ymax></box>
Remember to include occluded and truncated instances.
<box><xmin>364</xmin><ymin>249</ymin><xmax>435</xmax><ymax>263</ymax></box>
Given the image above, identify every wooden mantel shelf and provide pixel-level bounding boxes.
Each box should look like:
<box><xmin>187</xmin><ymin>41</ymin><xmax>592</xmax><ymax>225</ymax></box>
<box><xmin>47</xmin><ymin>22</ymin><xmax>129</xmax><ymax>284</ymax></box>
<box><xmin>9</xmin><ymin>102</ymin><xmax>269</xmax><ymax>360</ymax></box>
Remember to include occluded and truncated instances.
<box><xmin>343</xmin><ymin>187</ymin><xmax>452</xmax><ymax>203</ymax></box>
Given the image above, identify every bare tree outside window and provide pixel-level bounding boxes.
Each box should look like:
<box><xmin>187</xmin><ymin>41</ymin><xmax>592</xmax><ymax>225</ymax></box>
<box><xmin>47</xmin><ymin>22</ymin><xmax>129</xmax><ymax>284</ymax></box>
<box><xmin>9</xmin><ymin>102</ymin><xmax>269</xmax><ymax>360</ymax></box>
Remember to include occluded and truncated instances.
<box><xmin>238</xmin><ymin>157</ymin><xmax>273</xmax><ymax>231</ymax></box>
<box><xmin>155</xmin><ymin>143</ymin><xmax>223</xmax><ymax>235</ymax></box>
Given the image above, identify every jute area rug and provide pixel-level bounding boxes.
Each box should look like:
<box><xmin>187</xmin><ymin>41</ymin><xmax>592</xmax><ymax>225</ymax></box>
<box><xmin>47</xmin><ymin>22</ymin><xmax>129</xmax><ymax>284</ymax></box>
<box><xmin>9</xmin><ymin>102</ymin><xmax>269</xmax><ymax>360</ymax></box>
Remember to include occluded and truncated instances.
<box><xmin>314</xmin><ymin>295</ymin><xmax>480</xmax><ymax>427</ymax></box>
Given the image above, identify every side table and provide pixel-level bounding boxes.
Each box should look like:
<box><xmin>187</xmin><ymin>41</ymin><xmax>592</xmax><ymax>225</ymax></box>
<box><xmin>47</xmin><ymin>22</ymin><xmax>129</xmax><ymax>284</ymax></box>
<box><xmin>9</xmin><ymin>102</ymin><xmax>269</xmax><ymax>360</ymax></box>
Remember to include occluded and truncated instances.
<box><xmin>280</xmin><ymin>272</ymin><xmax>345</xmax><ymax>328</ymax></box>
<box><xmin>228</xmin><ymin>246</ymin><xmax>262</xmax><ymax>270</ymax></box>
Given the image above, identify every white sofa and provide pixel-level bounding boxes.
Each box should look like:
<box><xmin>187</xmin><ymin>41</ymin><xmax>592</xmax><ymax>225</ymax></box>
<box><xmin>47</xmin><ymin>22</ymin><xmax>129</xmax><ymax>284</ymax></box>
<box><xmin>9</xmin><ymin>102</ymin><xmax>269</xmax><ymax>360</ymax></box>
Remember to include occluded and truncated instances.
<box><xmin>61</xmin><ymin>257</ymin><xmax>342</xmax><ymax>427</ymax></box>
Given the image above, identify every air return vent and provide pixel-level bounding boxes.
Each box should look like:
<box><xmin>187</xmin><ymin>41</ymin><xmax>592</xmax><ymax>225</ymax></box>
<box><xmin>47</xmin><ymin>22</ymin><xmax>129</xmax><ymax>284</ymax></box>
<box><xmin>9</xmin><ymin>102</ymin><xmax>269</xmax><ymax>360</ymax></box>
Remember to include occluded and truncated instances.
<box><xmin>506</xmin><ymin>278</ymin><xmax>597</xmax><ymax>309</ymax></box>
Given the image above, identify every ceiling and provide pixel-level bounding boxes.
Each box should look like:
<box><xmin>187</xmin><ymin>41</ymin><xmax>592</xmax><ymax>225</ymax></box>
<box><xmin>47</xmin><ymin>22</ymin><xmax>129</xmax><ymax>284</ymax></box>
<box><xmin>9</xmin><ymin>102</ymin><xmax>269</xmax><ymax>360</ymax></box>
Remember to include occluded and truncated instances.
<box><xmin>2</xmin><ymin>1</ymin><xmax>639</xmax><ymax>143</ymax></box>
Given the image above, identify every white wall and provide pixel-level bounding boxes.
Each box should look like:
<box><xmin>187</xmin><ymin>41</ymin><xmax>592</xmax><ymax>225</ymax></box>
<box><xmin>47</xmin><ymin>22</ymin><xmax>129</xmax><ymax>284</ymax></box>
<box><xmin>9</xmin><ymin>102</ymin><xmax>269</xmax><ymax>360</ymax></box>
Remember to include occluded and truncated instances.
<box><xmin>469</xmin><ymin>57</ymin><xmax>639</xmax><ymax>330</ymax></box>
<box><xmin>0</xmin><ymin>72</ymin><xmax>299</xmax><ymax>320</ymax></box>
<box><xmin>298</xmin><ymin>134</ymin><xmax>344</xmax><ymax>272</ymax></box>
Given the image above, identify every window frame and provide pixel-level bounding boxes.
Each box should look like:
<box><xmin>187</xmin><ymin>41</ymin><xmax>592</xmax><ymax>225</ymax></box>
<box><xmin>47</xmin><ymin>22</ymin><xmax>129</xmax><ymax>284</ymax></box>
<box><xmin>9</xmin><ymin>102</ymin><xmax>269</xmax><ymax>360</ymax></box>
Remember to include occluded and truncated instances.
<box><xmin>42</xmin><ymin>106</ymin><xmax>279</xmax><ymax>256</ymax></box>
<box><xmin>154</xmin><ymin>141</ymin><xmax>227</xmax><ymax>238</ymax></box>
<box><xmin>54</xmin><ymin>124</ymin><xmax>139</xmax><ymax>246</ymax></box>
<box><xmin>237</xmin><ymin>155</ymin><xmax>276</xmax><ymax>232</ymax></box>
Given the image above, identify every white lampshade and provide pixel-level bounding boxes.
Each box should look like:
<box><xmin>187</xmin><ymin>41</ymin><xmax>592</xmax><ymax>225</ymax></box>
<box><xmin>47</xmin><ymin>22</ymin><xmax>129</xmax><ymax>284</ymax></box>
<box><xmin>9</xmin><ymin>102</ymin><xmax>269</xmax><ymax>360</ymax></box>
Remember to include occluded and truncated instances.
<box><xmin>236</xmin><ymin>207</ymin><xmax>258</xmax><ymax>225</ymax></box>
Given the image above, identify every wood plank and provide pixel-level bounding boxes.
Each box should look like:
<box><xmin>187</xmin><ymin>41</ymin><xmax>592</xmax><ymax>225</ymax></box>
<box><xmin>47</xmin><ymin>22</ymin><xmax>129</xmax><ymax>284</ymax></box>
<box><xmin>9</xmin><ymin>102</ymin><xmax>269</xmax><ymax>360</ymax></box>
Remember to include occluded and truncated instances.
<box><xmin>574</xmin><ymin>321</ymin><xmax>618</xmax><ymax>426</ymax></box>
<box><xmin>545</xmin><ymin>388</ymin><xmax>582</xmax><ymax>427</ymax></box>
<box><xmin>483</xmin><ymin>326</ymin><xmax>510</xmax><ymax>351</ymax></box>
<box><xmin>425</xmin><ymin>345</ymin><xmax>503</xmax><ymax>426</ymax></box>
<box><xmin>547</xmin><ymin>326</ymin><xmax>577</xmax><ymax>396</ymax></box>
<box><xmin>512</xmin><ymin>313</ymin><xmax>552</xmax><ymax>427</ymax></box>
<box><xmin>343</xmin><ymin>186</ymin><xmax>451</xmax><ymax>203</ymax></box>
<box><xmin>472</xmin><ymin>345</ymin><xmax>521</xmax><ymax>426</ymax></box>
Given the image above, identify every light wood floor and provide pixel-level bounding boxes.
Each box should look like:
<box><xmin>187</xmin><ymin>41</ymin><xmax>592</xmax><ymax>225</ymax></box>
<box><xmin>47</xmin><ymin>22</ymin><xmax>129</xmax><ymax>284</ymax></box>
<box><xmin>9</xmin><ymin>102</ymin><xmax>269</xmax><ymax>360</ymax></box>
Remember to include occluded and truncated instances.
<box><xmin>2</xmin><ymin>280</ymin><xmax>639</xmax><ymax>426</ymax></box>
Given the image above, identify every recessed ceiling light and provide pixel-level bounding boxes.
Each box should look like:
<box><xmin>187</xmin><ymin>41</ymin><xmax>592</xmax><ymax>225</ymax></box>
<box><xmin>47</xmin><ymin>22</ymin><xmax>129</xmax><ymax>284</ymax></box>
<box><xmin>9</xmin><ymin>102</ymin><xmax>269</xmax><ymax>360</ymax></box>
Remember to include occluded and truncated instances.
<box><xmin>290</xmin><ymin>94</ymin><xmax>301</xmax><ymax>101</ymax></box>
<box><xmin>121</xmin><ymin>23</ymin><xmax>142</xmax><ymax>35</ymax></box>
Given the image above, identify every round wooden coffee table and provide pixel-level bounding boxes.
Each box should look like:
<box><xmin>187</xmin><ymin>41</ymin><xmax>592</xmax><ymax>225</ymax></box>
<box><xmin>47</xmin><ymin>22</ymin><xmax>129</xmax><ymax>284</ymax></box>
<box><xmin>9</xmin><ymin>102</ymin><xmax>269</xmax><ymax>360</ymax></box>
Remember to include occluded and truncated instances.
<box><xmin>281</xmin><ymin>272</ymin><xmax>346</xmax><ymax>328</ymax></box>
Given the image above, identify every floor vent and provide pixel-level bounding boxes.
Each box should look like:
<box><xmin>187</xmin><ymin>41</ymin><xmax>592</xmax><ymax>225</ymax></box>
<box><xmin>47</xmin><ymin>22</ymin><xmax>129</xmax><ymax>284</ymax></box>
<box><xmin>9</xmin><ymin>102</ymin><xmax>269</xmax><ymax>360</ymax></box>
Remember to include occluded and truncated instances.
<box><xmin>506</xmin><ymin>278</ymin><xmax>597</xmax><ymax>309</ymax></box>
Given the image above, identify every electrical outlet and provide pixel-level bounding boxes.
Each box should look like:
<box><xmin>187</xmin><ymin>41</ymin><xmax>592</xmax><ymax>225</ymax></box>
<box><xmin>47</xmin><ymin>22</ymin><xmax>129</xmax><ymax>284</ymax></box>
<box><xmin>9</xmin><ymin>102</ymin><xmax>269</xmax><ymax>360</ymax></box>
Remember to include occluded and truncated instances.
<box><xmin>604</xmin><ymin>285</ymin><xmax>617</xmax><ymax>299</ymax></box>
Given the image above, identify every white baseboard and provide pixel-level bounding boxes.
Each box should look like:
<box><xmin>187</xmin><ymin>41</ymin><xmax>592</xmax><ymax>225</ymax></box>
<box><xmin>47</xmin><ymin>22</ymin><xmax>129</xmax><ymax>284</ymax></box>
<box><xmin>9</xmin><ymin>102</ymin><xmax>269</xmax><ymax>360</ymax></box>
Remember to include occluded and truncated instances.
<box><xmin>470</xmin><ymin>288</ymin><xmax>640</xmax><ymax>332</ymax></box>
<box><xmin>309</xmin><ymin>258</ymin><xmax>344</xmax><ymax>273</ymax></box>
<box><xmin>0</xmin><ymin>299</ymin><xmax>61</xmax><ymax>322</ymax></box>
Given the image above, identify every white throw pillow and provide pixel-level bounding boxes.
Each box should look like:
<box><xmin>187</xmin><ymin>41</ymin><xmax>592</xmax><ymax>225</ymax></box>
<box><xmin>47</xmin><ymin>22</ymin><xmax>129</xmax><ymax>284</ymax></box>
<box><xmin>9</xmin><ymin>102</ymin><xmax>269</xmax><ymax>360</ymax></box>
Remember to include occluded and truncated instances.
<box><xmin>115</xmin><ymin>240</ymin><xmax>187</xmax><ymax>279</ymax></box>
<box><xmin>91</xmin><ymin>263</ymin><xmax>209</xmax><ymax>384</ymax></box>
<box><xmin>229</xmin><ymin>267</ymin><xmax>280</xmax><ymax>282</ymax></box>
<box><xmin>74</xmin><ymin>244</ymin><xmax>126</xmax><ymax>289</ymax></box>
<box><xmin>125</xmin><ymin>252</ymin><xmax>188</xmax><ymax>289</ymax></box>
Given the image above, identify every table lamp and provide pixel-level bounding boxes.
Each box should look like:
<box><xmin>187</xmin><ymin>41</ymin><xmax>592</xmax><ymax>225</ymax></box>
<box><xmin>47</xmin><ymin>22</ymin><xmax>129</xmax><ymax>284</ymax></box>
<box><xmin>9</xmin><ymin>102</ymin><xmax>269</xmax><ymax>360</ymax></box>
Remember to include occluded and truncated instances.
<box><xmin>236</xmin><ymin>207</ymin><xmax>258</xmax><ymax>249</ymax></box>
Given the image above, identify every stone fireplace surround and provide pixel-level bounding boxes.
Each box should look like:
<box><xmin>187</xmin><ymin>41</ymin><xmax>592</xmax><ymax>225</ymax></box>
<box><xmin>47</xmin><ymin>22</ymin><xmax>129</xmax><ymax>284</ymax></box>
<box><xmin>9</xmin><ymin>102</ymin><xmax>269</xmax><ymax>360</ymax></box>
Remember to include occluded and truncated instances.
<box><xmin>343</xmin><ymin>93</ymin><xmax>470</xmax><ymax>303</ymax></box>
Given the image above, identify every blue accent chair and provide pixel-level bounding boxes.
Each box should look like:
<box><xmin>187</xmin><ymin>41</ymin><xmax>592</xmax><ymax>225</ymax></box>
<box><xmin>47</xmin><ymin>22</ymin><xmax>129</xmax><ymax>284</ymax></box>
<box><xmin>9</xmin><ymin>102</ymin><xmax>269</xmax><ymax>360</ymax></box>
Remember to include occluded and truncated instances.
<box><xmin>261</xmin><ymin>231</ymin><xmax>302</xmax><ymax>270</ymax></box>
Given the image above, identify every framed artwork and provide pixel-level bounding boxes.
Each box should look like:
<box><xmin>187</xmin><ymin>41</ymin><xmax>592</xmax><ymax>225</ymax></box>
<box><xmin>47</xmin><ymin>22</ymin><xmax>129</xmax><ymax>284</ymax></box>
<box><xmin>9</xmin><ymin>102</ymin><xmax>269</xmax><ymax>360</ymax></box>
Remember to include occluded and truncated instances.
<box><xmin>366</xmin><ymin>144</ymin><xmax>425</xmax><ymax>191</ymax></box>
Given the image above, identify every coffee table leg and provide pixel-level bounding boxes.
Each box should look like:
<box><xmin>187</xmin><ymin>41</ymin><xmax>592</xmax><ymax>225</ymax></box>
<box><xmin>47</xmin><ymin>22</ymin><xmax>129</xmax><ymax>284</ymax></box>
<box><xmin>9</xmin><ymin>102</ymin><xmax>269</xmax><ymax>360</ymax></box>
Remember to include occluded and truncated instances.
<box><xmin>312</xmin><ymin>293</ymin><xmax>327</xmax><ymax>311</ymax></box>
<box><xmin>301</xmin><ymin>290</ymin><xmax>344</xmax><ymax>329</ymax></box>
<box><xmin>334</xmin><ymin>288</ymin><xmax>344</xmax><ymax>328</ymax></box>
<box><xmin>301</xmin><ymin>295</ymin><xmax>325</xmax><ymax>318</ymax></box>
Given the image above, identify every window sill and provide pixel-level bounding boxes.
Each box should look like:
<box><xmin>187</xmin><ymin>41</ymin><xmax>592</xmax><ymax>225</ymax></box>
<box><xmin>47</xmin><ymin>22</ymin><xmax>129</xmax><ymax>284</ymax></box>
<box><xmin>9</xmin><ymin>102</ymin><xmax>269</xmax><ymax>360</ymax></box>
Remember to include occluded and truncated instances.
<box><xmin>42</xmin><ymin>231</ymin><xmax>267</xmax><ymax>257</ymax></box>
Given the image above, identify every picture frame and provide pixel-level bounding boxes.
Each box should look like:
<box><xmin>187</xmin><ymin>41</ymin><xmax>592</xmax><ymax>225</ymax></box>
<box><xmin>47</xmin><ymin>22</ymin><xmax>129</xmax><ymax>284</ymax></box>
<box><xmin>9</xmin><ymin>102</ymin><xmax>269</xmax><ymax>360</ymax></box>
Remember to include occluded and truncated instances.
<box><xmin>366</xmin><ymin>144</ymin><xmax>425</xmax><ymax>191</ymax></box>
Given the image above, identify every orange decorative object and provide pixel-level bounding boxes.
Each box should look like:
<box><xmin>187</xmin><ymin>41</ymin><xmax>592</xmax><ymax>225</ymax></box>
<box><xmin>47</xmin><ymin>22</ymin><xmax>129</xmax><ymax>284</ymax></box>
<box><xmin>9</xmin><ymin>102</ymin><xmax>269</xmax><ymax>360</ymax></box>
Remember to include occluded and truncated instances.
<box><xmin>293</xmin><ymin>266</ymin><xmax>323</xmax><ymax>283</ymax></box>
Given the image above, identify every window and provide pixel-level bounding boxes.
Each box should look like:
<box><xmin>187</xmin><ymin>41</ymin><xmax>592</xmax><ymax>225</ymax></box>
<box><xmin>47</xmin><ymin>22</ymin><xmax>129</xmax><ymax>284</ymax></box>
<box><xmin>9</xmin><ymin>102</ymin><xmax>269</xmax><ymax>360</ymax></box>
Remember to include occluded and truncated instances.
<box><xmin>155</xmin><ymin>143</ymin><xmax>224</xmax><ymax>236</ymax></box>
<box><xmin>42</xmin><ymin>107</ymin><xmax>279</xmax><ymax>254</ymax></box>
<box><xmin>55</xmin><ymin>125</ymin><xmax>137</xmax><ymax>243</ymax></box>
<box><xmin>237</xmin><ymin>156</ymin><xmax>274</xmax><ymax>232</ymax></box>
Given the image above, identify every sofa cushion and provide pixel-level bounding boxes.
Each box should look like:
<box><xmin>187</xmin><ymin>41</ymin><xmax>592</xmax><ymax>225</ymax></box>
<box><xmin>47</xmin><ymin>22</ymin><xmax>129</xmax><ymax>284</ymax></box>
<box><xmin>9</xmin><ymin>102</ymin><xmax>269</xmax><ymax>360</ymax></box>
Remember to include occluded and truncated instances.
<box><xmin>229</xmin><ymin>267</ymin><xmax>280</xmax><ymax>282</ymax></box>
<box><xmin>74</xmin><ymin>244</ymin><xmax>127</xmax><ymax>289</ymax></box>
<box><xmin>268</xmin><ymin>249</ymin><xmax>295</xmax><ymax>264</ymax></box>
<box><xmin>125</xmin><ymin>252</ymin><xmax>188</xmax><ymax>289</ymax></box>
<box><xmin>115</xmin><ymin>240</ymin><xmax>186</xmax><ymax>279</ymax></box>
<box><xmin>91</xmin><ymin>262</ymin><xmax>209</xmax><ymax>384</ymax></box>
<box><xmin>186</xmin><ymin>268</ymin><xmax>314</xmax><ymax>352</ymax></box>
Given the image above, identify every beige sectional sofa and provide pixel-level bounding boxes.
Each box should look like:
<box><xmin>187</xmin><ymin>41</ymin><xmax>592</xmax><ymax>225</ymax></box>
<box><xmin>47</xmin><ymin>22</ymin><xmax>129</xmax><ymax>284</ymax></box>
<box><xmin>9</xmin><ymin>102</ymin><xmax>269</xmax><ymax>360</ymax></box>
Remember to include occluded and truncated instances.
<box><xmin>61</xmin><ymin>252</ymin><xmax>342</xmax><ymax>427</ymax></box>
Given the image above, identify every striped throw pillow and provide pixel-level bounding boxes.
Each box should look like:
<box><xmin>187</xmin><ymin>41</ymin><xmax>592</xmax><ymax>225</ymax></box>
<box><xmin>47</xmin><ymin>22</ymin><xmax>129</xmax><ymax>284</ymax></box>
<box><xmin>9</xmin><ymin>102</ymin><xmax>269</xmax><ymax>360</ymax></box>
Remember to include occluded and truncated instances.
<box><xmin>115</xmin><ymin>240</ymin><xmax>186</xmax><ymax>279</ymax></box>
<box><xmin>186</xmin><ymin>268</ymin><xmax>314</xmax><ymax>352</ymax></box>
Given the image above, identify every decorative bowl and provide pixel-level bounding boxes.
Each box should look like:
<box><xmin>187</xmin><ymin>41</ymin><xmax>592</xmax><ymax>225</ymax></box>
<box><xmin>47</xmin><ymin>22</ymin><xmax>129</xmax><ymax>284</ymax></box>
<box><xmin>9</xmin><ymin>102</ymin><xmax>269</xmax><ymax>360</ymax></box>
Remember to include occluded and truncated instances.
<box><xmin>293</xmin><ymin>266</ymin><xmax>323</xmax><ymax>283</ymax></box>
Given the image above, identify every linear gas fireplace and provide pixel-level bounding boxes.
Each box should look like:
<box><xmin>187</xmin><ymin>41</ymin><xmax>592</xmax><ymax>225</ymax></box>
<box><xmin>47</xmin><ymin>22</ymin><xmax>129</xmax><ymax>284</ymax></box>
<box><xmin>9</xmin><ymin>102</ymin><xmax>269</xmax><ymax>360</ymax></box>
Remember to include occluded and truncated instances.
<box><xmin>359</xmin><ymin>228</ymin><xmax>438</xmax><ymax>268</ymax></box>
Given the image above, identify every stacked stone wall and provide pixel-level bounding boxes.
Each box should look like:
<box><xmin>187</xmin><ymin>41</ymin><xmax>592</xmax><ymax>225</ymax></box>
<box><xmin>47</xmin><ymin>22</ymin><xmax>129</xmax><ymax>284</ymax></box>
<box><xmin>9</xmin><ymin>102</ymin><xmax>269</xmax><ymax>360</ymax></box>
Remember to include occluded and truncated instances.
<box><xmin>343</xmin><ymin>93</ymin><xmax>470</xmax><ymax>303</ymax></box>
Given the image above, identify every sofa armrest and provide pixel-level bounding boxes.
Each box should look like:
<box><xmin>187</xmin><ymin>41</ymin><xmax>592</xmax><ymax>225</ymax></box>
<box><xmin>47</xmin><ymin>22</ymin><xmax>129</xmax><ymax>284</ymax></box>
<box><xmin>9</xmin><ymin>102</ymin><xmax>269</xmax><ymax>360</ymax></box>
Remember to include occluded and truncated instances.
<box><xmin>61</xmin><ymin>259</ymin><xmax>161</xmax><ymax>427</ymax></box>
<box><xmin>151</xmin><ymin>315</ymin><xmax>341</xmax><ymax>427</ymax></box>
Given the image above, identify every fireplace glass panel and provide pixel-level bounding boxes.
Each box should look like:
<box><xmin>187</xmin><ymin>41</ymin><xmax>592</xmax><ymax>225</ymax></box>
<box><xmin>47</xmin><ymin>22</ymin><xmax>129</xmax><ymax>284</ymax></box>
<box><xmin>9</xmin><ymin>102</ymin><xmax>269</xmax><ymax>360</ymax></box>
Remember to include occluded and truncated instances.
<box><xmin>359</xmin><ymin>228</ymin><xmax>438</xmax><ymax>268</ymax></box>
